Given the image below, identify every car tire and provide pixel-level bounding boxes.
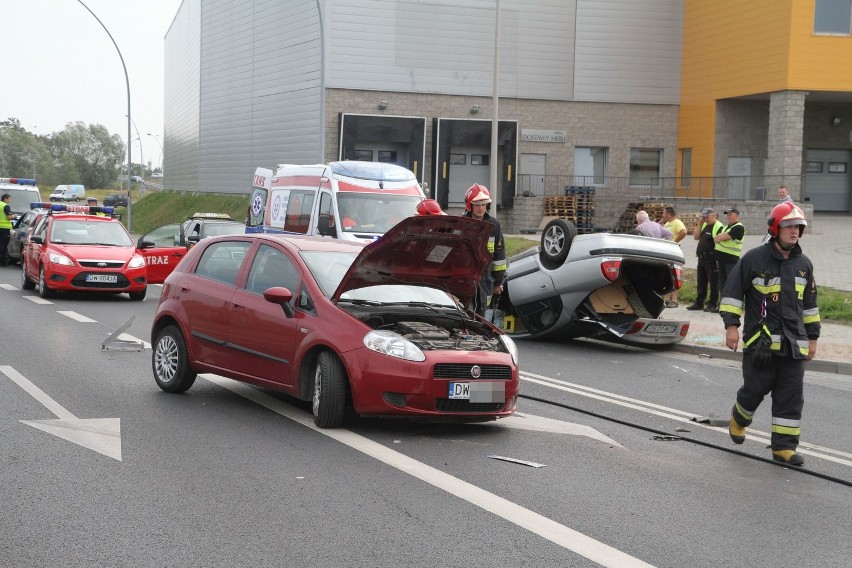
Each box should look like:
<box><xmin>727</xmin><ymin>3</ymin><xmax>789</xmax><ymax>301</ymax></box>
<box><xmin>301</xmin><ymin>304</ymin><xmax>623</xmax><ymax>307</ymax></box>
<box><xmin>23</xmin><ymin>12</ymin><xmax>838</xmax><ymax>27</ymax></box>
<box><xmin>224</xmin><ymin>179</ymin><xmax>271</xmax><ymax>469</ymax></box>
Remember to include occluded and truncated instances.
<box><xmin>129</xmin><ymin>287</ymin><xmax>147</xmax><ymax>301</ymax></box>
<box><xmin>312</xmin><ymin>351</ymin><xmax>347</xmax><ymax>428</ymax></box>
<box><xmin>152</xmin><ymin>325</ymin><xmax>197</xmax><ymax>393</ymax></box>
<box><xmin>38</xmin><ymin>266</ymin><xmax>53</xmax><ymax>298</ymax></box>
<box><xmin>540</xmin><ymin>219</ymin><xmax>577</xmax><ymax>269</ymax></box>
<box><xmin>21</xmin><ymin>264</ymin><xmax>35</xmax><ymax>290</ymax></box>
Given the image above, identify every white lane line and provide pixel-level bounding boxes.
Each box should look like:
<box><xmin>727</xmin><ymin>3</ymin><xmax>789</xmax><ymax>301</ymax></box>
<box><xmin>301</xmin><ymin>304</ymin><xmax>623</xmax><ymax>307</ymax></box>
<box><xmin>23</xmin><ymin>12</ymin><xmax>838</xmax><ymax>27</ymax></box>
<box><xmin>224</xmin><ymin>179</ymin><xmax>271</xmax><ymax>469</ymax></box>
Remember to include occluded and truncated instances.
<box><xmin>1</xmin><ymin>365</ymin><xmax>77</xmax><ymax>420</ymax></box>
<box><xmin>204</xmin><ymin>374</ymin><xmax>656</xmax><ymax>568</ymax></box>
<box><xmin>118</xmin><ymin>333</ymin><xmax>151</xmax><ymax>349</ymax></box>
<box><xmin>57</xmin><ymin>311</ymin><xmax>97</xmax><ymax>323</ymax></box>
<box><xmin>24</xmin><ymin>296</ymin><xmax>53</xmax><ymax>305</ymax></box>
<box><xmin>0</xmin><ymin>283</ymin><xmax>18</xmax><ymax>291</ymax></box>
<box><xmin>521</xmin><ymin>373</ymin><xmax>852</xmax><ymax>466</ymax></box>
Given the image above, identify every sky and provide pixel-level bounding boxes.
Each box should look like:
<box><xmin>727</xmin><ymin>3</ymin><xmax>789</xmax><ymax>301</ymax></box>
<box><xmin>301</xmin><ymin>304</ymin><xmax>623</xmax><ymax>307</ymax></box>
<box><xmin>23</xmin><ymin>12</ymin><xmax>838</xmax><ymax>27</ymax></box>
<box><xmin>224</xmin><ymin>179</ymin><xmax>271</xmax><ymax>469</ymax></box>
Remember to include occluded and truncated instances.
<box><xmin>2</xmin><ymin>0</ymin><xmax>184</xmax><ymax>172</ymax></box>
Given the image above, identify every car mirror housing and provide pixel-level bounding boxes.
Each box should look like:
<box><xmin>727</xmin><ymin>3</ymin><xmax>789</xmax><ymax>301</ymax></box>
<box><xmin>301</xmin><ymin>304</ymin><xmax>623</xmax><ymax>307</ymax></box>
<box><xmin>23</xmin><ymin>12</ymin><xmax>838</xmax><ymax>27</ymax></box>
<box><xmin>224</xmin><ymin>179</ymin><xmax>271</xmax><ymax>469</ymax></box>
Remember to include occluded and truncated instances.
<box><xmin>263</xmin><ymin>287</ymin><xmax>295</xmax><ymax>317</ymax></box>
<box><xmin>137</xmin><ymin>240</ymin><xmax>155</xmax><ymax>249</ymax></box>
<box><xmin>29</xmin><ymin>235</ymin><xmax>44</xmax><ymax>245</ymax></box>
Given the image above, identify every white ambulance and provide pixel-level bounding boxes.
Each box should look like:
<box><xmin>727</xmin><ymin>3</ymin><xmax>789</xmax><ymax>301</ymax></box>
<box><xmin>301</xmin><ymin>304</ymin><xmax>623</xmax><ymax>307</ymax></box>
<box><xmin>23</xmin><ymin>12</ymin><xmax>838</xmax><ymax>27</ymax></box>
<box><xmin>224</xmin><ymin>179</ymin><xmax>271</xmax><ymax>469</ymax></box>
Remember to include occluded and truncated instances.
<box><xmin>246</xmin><ymin>161</ymin><xmax>425</xmax><ymax>242</ymax></box>
<box><xmin>0</xmin><ymin>178</ymin><xmax>43</xmax><ymax>215</ymax></box>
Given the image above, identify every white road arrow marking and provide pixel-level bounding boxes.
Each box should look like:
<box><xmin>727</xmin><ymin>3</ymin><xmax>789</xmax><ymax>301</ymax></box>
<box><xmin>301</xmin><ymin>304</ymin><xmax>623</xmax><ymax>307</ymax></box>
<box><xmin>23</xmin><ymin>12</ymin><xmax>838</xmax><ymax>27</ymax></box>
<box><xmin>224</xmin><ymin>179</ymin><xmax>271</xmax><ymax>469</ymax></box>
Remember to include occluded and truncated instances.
<box><xmin>0</xmin><ymin>366</ymin><xmax>122</xmax><ymax>461</ymax></box>
<box><xmin>493</xmin><ymin>412</ymin><xmax>623</xmax><ymax>447</ymax></box>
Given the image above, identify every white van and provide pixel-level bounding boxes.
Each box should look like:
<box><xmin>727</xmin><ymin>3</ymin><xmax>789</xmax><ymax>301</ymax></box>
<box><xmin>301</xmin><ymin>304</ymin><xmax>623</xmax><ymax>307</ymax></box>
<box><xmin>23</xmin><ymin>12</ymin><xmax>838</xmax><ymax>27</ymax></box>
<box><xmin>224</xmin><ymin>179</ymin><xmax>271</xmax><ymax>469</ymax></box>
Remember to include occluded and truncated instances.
<box><xmin>50</xmin><ymin>184</ymin><xmax>86</xmax><ymax>201</ymax></box>
<box><xmin>246</xmin><ymin>161</ymin><xmax>425</xmax><ymax>242</ymax></box>
<box><xmin>0</xmin><ymin>177</ymin><xmax>42</xmax><ymax>215</ymax></box>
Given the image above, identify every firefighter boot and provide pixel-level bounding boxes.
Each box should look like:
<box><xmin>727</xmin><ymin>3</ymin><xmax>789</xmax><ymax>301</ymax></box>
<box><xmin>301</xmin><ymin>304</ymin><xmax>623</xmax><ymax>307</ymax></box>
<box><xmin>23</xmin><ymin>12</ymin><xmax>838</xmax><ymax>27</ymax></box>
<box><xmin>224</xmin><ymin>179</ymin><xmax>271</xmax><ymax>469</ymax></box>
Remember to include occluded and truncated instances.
<box><xmin>729</xmin><ymin>414</ymin><xmax>746</xmax><ymax>444</ymax></box>
<box><xmin>772</xmin><ymin>450</ymin><xmax>805</xmax><ymax>466</ymax></box>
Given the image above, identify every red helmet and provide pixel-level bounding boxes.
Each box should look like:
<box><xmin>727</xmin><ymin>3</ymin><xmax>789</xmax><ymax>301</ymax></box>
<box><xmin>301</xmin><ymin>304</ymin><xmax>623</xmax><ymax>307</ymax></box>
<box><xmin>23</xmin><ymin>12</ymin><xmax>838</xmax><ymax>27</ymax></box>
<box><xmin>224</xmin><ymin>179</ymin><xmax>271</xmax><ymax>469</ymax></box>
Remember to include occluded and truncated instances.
<box><xmin>464</xmin><ymin>183</ymin><xmax>492</xmax><ymax>211</ymax></box>
<box><xmin>767</xmin><ymin>201</ymin><xmax>807</xmax><ymax>238</ymax></box>
<box><xmin>415</xmin><ymin>199</ymin><xmax>445</xmax><ymax>216</ymax></box>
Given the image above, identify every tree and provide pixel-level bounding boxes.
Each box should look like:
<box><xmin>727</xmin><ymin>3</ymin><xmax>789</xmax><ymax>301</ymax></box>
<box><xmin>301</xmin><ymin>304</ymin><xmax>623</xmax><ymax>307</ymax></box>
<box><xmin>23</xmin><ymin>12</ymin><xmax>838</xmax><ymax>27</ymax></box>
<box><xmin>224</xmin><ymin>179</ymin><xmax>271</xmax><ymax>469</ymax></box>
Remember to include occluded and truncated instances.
<box><xmin>0</xmin><ymin>118</ymin><xmax>51</xmax><ymax>181</ymax></box>
<box><xmin>50</xmin><ymin>121</ymin><xmax>124</xmax><ymax>189</ymax></box>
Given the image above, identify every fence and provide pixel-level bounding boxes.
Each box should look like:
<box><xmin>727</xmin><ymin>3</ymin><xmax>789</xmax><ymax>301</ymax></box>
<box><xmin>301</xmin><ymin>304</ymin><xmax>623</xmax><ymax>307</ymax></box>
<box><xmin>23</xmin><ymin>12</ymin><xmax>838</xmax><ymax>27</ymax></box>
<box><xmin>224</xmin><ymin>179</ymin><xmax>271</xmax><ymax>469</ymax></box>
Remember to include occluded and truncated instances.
<box><xmin>515</xmin><ymin>175</ymin><xmax>804</xmax><ymax>202</ymax></box>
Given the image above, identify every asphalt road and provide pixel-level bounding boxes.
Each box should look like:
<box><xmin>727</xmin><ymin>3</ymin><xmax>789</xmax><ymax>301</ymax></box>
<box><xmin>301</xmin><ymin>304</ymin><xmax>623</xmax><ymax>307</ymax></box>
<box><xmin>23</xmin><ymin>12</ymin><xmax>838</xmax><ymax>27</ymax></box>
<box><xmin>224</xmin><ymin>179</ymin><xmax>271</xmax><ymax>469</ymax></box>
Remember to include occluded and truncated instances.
<box><xmin>1</xmin><ymin>269</ymin><xmax>850</xmax><ymax>568</ymax></box>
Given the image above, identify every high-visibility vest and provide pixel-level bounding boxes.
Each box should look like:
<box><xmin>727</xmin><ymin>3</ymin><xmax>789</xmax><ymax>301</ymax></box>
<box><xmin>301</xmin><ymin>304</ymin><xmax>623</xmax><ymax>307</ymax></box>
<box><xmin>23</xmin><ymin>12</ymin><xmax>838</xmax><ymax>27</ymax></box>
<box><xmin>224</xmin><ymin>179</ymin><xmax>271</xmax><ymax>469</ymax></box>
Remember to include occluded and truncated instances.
<box><xmin>715</xmin><ymin>222</ymin><xmax>745</xmax><ymax>257</ymax></box>
<box><xmin>0</xmin><ymin>203</ymin><xmax>13</xmax><ymax>230</ymax></box>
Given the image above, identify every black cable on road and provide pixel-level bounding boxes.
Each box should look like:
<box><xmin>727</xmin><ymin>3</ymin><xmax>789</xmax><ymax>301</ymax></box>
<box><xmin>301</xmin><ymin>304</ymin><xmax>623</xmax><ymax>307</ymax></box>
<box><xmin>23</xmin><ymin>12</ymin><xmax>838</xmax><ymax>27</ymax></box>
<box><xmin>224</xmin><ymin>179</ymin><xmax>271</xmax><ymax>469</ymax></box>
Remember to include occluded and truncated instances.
<box><xmin>519</xmin><ymin>393</ymin><xmax>852</xmax><ymax>488</ymax></box>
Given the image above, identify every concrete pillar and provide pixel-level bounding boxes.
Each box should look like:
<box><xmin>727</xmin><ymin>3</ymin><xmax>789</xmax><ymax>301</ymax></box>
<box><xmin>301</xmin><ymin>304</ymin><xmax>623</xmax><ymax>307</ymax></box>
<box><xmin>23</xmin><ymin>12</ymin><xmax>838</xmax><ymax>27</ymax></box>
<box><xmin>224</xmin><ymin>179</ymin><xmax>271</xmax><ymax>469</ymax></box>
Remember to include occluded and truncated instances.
<box><xmin>766</xmin><ymin>90</ymin><xmax>806</xmax><ymax>199</ymax></box>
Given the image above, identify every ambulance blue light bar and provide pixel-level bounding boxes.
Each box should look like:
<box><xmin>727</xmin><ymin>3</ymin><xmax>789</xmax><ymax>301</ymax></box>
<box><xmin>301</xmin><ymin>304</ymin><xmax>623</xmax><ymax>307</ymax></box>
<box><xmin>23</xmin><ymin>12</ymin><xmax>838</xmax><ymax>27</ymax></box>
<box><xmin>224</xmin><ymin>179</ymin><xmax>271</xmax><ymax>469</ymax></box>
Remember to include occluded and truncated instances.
<box><xmin>0</xmin><ymin>177</ymin><xmax>38</xmax><ymax>186</ymax></box>
<box><xmin>30</xmin><ymin>202</ymin><xmax>115</xmax><ymax>215</ymax></box>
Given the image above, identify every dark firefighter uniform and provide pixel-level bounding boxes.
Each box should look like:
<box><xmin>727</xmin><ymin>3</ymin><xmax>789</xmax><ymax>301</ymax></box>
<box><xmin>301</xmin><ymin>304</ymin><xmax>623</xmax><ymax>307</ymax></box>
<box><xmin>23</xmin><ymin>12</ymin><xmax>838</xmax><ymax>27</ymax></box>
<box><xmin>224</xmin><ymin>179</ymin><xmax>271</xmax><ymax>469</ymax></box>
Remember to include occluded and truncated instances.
<box><xmin>719</xmin><ymin>241</ymin><xmax>820</xmax><ymax>453</ymax></box>
<box><xmin>462</xmin><ymin>210</ymin><xmax>507</xmax><ymax>316</ymax></box>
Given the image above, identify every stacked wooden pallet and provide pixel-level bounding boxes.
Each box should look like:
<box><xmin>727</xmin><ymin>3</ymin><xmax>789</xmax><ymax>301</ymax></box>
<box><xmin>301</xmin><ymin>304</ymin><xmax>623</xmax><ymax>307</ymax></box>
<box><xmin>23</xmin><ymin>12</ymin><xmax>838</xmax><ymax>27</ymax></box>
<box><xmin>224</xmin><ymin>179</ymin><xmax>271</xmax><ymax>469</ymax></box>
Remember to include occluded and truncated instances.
<box><xmin>543</xmin><ymin>195</ymin><xmax>577</xmax><ymax>218</ymax></box>
<box><xmin>543</xmin><ymin>188</ymin><xmax>597</xmax><ymax>233</ymax></box>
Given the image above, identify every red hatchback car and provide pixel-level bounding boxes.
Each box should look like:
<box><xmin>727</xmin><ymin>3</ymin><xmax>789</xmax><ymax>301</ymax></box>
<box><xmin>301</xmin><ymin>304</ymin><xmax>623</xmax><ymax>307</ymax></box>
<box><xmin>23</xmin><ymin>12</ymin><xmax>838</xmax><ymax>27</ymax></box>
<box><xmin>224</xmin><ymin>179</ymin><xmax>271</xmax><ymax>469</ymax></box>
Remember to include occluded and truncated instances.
<box><xmin>151</xmin><ymin>215</ymin><xmax>520</xmax><ymax>428</ymax></box>
<box><xmin>20</xmin><ymin>203</ymin><xmax>148</xmax><ymax>300</ymax></box>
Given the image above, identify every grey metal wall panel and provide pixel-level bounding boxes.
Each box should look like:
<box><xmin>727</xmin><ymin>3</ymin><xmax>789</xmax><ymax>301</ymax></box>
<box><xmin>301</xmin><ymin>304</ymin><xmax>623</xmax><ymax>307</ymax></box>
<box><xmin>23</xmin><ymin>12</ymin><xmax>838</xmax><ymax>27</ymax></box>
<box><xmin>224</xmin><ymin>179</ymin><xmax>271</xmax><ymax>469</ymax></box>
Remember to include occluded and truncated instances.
<box><xmin>193</xmin><ymin>0</ymin><xmax>323</xmax><ymax>194</ymax></box>
<box><xmin>326</xmin><ymin>0</ymin><xmax>575</xmax><ymax>100</ymax></box>
<box><xmin>573</xmin><ymin>0</ymin><xmax>682</xmax><ymax>104</ymax></box>
<box><xmin>164</xmin><ymin>0</ymin><xmax>201</xmax><ymax>192</ymax></box>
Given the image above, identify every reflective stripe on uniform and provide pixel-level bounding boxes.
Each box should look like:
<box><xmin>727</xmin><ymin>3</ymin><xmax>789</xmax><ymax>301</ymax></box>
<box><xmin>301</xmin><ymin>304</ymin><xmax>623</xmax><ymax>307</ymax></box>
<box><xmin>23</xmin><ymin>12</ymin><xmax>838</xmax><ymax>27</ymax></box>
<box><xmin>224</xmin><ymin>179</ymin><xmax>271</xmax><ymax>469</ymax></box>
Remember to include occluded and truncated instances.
<box><xmin>752</xmin><ymin>276</ymin><xmax>781</xmax><ymax>295</ymax></box>
<box><xmin>797</xmin><ymin>339</ymin><xmax>810</xmax><ymax>356</ymax></box>
<box><xmin>803</xmin><ymin>307</ymin><xmax>820</xmax><ymax>324</ymax></box>
<box><xmin>487</xmin><ymin>236</ymin><xmax>495</xmax><ymax>253</ymax></box>
<box><xmin>720</xmin><ymin>296</ymin><xmax>743</xmax><ymax>316</ymax></box>
<box><xmin>772</xmin><ymin>417</ymin><xmax>801</xmax><ymax>436</ymax></box>
<box><xmin>735</xmin><ymin>401</ymin><xmax>754</xmax><ymax>421</ymax></box>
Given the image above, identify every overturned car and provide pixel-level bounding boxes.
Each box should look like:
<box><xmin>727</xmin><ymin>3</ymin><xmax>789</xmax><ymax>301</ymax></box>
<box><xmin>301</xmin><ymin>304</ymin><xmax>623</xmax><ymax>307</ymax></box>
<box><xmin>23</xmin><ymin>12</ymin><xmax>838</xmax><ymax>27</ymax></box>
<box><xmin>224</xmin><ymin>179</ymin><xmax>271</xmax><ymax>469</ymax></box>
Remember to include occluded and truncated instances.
<box><xmin>498</xmin><ymin>219</ymin><xmax>689</xmax><ymax>346</ymax></box>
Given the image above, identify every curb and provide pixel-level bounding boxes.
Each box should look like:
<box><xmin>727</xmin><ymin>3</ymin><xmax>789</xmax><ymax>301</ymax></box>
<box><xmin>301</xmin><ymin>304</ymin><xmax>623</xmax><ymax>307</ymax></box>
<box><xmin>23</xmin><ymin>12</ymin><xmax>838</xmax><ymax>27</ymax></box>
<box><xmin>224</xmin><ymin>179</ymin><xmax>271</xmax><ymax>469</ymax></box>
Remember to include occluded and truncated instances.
<box><xmin>671</xmin><ymin>343</ymin><xmax>852</xmax><ymax>376</ymax></box>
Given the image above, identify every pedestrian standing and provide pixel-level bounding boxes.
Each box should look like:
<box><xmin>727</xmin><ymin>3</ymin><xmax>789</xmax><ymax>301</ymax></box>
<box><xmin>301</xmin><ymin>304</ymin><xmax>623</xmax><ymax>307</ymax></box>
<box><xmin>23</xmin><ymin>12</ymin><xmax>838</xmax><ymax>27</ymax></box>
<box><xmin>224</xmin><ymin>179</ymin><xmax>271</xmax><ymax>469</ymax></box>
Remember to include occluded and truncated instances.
<box><xmin>687</xmin><ymin>207</ymin><xmax>723</xmax><ymax>311</ymax></box>
<box><xmin>720</xmin><ymin>202</ymin><xmax>819</xmax><ymax>466</ymax></box>
<box><xmin>777</xmin><ymin>185</ymin><xmax>793</xmax><ymax>204</ymax></box>
<box><xmin>714</xmin><ymin>207</ymin><xmax>746</xmax><ymax>302</ymax></box>
<box><xmin>0</xmin><ymin>194</ymin><xmax>16</xmax><ymax>266</ymax></box>
<box><xmin>634</xmin><ymin>210</ymin><xmax>672</xmax><ymax>239</ymax></box>
<box><xmin>461</xmin><ymin>184</ymin><xmax>507</xmax><ymax>316</ymax></box>
<box><xmin>661</xmin><ymin>206</ymin><xmax>687</xmax><ymax>307</ymax></box>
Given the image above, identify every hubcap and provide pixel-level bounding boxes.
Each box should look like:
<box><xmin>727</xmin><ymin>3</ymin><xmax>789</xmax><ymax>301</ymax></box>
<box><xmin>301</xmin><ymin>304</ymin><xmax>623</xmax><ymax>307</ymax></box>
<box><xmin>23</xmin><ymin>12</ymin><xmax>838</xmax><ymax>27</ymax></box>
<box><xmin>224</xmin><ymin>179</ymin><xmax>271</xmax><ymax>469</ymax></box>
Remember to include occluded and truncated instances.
<box><xmin>312</xmin><ymin>366</ymin><xmax>322</xmax><ymax>416</ymax></box>
<box><xmin>154</xmin><ymin>335</ymin><xmax>178</xmax><ymax>383</ymax></box>
<box><xmin>543</xmin><ymin>227</ymin><xmax>564</xmax><ymax>255</ymax></box>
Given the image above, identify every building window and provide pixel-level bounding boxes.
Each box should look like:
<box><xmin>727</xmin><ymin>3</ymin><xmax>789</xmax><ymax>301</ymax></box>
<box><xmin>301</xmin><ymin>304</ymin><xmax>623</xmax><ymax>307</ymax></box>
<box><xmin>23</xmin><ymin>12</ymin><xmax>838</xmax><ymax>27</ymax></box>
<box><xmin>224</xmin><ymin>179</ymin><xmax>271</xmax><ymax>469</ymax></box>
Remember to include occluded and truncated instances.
<box><xmin>471</xmin><ymin>154</ymin><xmax>489</xmax><ymax>166</ymax></box>
<box><xmin>815</xmin><ymin>0</ymin><xmax>852</xmax><ymax>34</ymax></box>
<box><xmin>630</xmin><ymin>148</ymin><xmax>663</xmax><ymax>187</ymax></box>
<box><xmin>574</xmin><ymin>147</ymin><xmax>607</xmax><ymax>185</ymax></box>
<box><xmin>680</xmin><ymin>148</ymin><xmax>692</xmax><ymax>188</ymax></box>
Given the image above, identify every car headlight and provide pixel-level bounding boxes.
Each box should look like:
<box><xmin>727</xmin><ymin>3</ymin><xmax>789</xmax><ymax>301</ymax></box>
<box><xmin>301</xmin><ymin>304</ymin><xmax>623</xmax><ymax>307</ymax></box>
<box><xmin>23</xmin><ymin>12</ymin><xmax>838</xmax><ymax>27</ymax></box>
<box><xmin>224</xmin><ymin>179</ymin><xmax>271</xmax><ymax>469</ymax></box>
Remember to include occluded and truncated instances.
<box><xmin>499</xmin><ymin>334</ymin><xmax>519</xmax><ymax>365</ymax></box>
<box><xmin>48</xmin><ymin>251</ymin><xmax>74</xmax><ymax>266</ymax></box>
<box><xmin>128</xmin><ymin>255</ymin><xmax>146</xmax><ymax>269</ymax></box>
<box><xmin>363</xmin><ymin>330</ymin><xmax>426</xmax><ymax>362</ymax></box>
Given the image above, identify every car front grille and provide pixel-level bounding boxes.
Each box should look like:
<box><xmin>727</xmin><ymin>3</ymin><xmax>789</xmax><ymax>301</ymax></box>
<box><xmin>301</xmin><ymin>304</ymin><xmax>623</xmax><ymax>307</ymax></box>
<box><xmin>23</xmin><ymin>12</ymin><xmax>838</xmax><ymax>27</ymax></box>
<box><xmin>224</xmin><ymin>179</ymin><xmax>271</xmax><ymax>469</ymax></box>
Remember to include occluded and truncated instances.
<box><xmin>70</xmin><ymin>273</ymin><xmax>131</xmax><ymax>289</ymax></box>
<box><xmin>433</xmin><ymin>363</ymin><xmax>512</xmax><ymax>380</ymax></box>
<box><xmin>434</xmin><ymin>399</ymin><xmax>505</xmax><ymax>412</ymax></box>
<box><xmin>78</xmin><ymin>260</ymin><xmax>126</xmax><ymax>269</ymax></box>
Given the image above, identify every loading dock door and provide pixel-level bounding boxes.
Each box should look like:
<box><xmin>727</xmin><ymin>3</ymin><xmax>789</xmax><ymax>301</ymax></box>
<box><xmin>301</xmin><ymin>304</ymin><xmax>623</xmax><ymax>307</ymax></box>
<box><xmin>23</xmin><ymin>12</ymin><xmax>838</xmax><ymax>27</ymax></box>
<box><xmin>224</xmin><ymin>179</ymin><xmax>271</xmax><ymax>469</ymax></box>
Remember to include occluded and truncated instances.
<box><xmin>432</xmin><ymin>118</ymin><xmax>517</xmax><ymax>209</ymax></box>
<box><xmin>805</xmin><ymin>149</ymin><xmax>850</xmax><ymax>212</ymax></box>
<box><xmin>339</xmin><ymin>114</ymin><xmax>427</xmax><ymax>182</ymax></box>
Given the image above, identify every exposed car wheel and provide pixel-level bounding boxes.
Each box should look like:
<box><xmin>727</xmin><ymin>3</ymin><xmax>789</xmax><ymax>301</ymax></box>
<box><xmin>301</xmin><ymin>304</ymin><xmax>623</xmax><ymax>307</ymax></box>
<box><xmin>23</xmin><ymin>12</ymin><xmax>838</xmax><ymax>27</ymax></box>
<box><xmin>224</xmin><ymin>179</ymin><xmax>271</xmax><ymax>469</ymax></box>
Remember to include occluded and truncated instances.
<box><xmin>152</xmin><ymin>325</ymin><xmax>197</xmax><ymax>393</ymax></box>
<box><xmin>540</xmin><ymin>219</ymin><xmax>577</xmax><ymax>269</ymax></box>
<box><xmin>129</xmin><ymin>287</ymin><xmax>147</xmax><ymax>301</ymax></box>
<box><xmin>312</xmin><ymin>351</ymin><xmax>347</xmax><ymax>428</ymax></box>
<box><xmin>21</xmin><ymin>264</ymin><xmax>35</xmax><ymax>290</ymax></box>
<box><xmin>38</xmin><ymin>266</ymin><xmax>53</xmax><ymax>298</ymax></box>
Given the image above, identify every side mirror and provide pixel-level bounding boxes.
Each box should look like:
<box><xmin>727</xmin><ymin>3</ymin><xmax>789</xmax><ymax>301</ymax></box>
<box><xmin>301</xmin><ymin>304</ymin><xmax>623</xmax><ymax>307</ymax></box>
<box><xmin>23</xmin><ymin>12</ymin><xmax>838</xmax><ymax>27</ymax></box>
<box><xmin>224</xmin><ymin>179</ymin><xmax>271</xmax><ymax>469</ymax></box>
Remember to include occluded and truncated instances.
<box><xmin>317</xmin><ymin>214</ymin><xmax>337</xmax><ymax>238</ymax></box>
<box><xmin>263</xmin><ymin>286</ymin><xmax>295</xmax><ymax>317</ymax></box>
<box><xmin>137</xmin><ymin>239</ymin><xmax>155</xmax><ymax>249</ymax></box>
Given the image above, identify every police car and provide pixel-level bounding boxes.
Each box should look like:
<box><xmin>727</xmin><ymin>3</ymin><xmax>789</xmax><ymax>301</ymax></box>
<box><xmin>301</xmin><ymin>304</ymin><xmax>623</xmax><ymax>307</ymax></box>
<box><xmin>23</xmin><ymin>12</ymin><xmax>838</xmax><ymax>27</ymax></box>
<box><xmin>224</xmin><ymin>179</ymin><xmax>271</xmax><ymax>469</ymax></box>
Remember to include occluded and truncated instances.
<box><xmin>137</xmin><ymin>212</ymin><xmax>246</xmax><ymax>284</ymax></box>
<box><xmin>20</xmin><ymin>203</ymin><xmax>148</xmax><ymax>300</ymax></box>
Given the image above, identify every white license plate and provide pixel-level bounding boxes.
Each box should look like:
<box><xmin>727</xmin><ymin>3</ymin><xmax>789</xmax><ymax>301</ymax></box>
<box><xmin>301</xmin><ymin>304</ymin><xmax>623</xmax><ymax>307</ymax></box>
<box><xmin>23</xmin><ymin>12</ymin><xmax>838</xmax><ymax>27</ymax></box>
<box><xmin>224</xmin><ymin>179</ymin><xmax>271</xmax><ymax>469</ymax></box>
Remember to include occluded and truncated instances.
<box><xmin>86</xmin><ymin>274</ymin><xmax>118</xmax><ymax>283</ymax></box>
<box><xmin>448</xmin><ymin>382</ymin><xmax>470</xmax><ymax>399</ymax></box>
<box><xmin>449</xmin><ymin>382</ymin><xmax>506</xmax><ymax>403</ymax></box>
<box><xmin>644</xmin><ymin>323</ymin><xmax>677</xmax><ymax>335</ymax></box>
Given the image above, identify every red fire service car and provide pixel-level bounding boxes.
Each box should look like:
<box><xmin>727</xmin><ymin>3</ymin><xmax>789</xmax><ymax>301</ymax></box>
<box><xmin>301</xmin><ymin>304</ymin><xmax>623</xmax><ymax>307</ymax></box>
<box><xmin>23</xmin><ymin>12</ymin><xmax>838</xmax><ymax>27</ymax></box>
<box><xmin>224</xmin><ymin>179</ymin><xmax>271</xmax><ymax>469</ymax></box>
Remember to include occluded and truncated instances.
<box><xmin>20</xmin><ymin>203</ymin><xmax>148</xmax><ymax>300</ymax></box>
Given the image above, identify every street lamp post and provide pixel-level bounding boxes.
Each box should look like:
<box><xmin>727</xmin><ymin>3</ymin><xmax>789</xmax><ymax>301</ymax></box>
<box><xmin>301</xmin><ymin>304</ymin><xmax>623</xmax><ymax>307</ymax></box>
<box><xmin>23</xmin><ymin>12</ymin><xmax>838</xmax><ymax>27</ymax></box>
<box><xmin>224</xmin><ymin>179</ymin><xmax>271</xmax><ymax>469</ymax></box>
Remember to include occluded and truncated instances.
<box><xmin>77</xmin><ymin>0</ymin><xmax>133</xmax><ymax>231</ymax></box>
<box><xmin>148</xmin><ymin>133</ymin><xmax>163</xmax><ymax>186</ymax></box>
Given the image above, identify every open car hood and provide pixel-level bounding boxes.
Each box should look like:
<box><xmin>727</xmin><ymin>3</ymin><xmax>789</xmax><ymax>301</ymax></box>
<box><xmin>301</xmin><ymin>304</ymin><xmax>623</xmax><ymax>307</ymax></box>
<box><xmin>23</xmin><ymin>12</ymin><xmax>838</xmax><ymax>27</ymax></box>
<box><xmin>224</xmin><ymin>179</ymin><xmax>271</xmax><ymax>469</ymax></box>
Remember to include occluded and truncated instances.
<box><xmin>331</xmin><ymin>215</ymin><xmax>493</xmax><ymax>306</ymax></box>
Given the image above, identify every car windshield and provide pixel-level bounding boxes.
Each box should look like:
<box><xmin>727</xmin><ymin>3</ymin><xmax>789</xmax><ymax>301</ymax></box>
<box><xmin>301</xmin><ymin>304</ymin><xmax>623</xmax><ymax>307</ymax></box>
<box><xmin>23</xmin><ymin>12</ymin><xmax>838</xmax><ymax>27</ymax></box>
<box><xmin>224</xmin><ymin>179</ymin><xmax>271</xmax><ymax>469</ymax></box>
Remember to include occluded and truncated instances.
<box><xmin>201</xmin><ymin>221</ymin><xmax>246</xmax><ymax>238</ymax></box>
<box><xmin>338</xmin><ymin>193</ymin><xmax>422</xmax><ymax>233</ymax></box>
<box><xmin>50</xmin><ymin>218</ymin><xmax>133</xmax><ymax>246</ymax></box>
<box><xmin>300</xmin><ymin>250</ymin><xmax>457</xmax><ymax>307</ymax></box>
<box><xmin>330</xmin><ymin>161</ymin><xmax>417</xmax><ymax>182</ymax></box>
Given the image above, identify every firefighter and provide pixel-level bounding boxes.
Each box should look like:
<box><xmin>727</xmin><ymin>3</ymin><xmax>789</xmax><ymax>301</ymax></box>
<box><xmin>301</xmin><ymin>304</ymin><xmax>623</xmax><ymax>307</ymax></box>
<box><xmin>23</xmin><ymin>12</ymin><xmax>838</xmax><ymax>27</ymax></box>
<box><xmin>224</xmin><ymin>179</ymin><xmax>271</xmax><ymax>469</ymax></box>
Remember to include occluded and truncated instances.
<box><xmin>719</xmin><ymin>201</ymin><xmax>820</xmax><ymax>466</ymax></box>
<box><xmin>461</xmin><ymin>183</ymin><xmax>507</xmax><ymax>316</ymax></box>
